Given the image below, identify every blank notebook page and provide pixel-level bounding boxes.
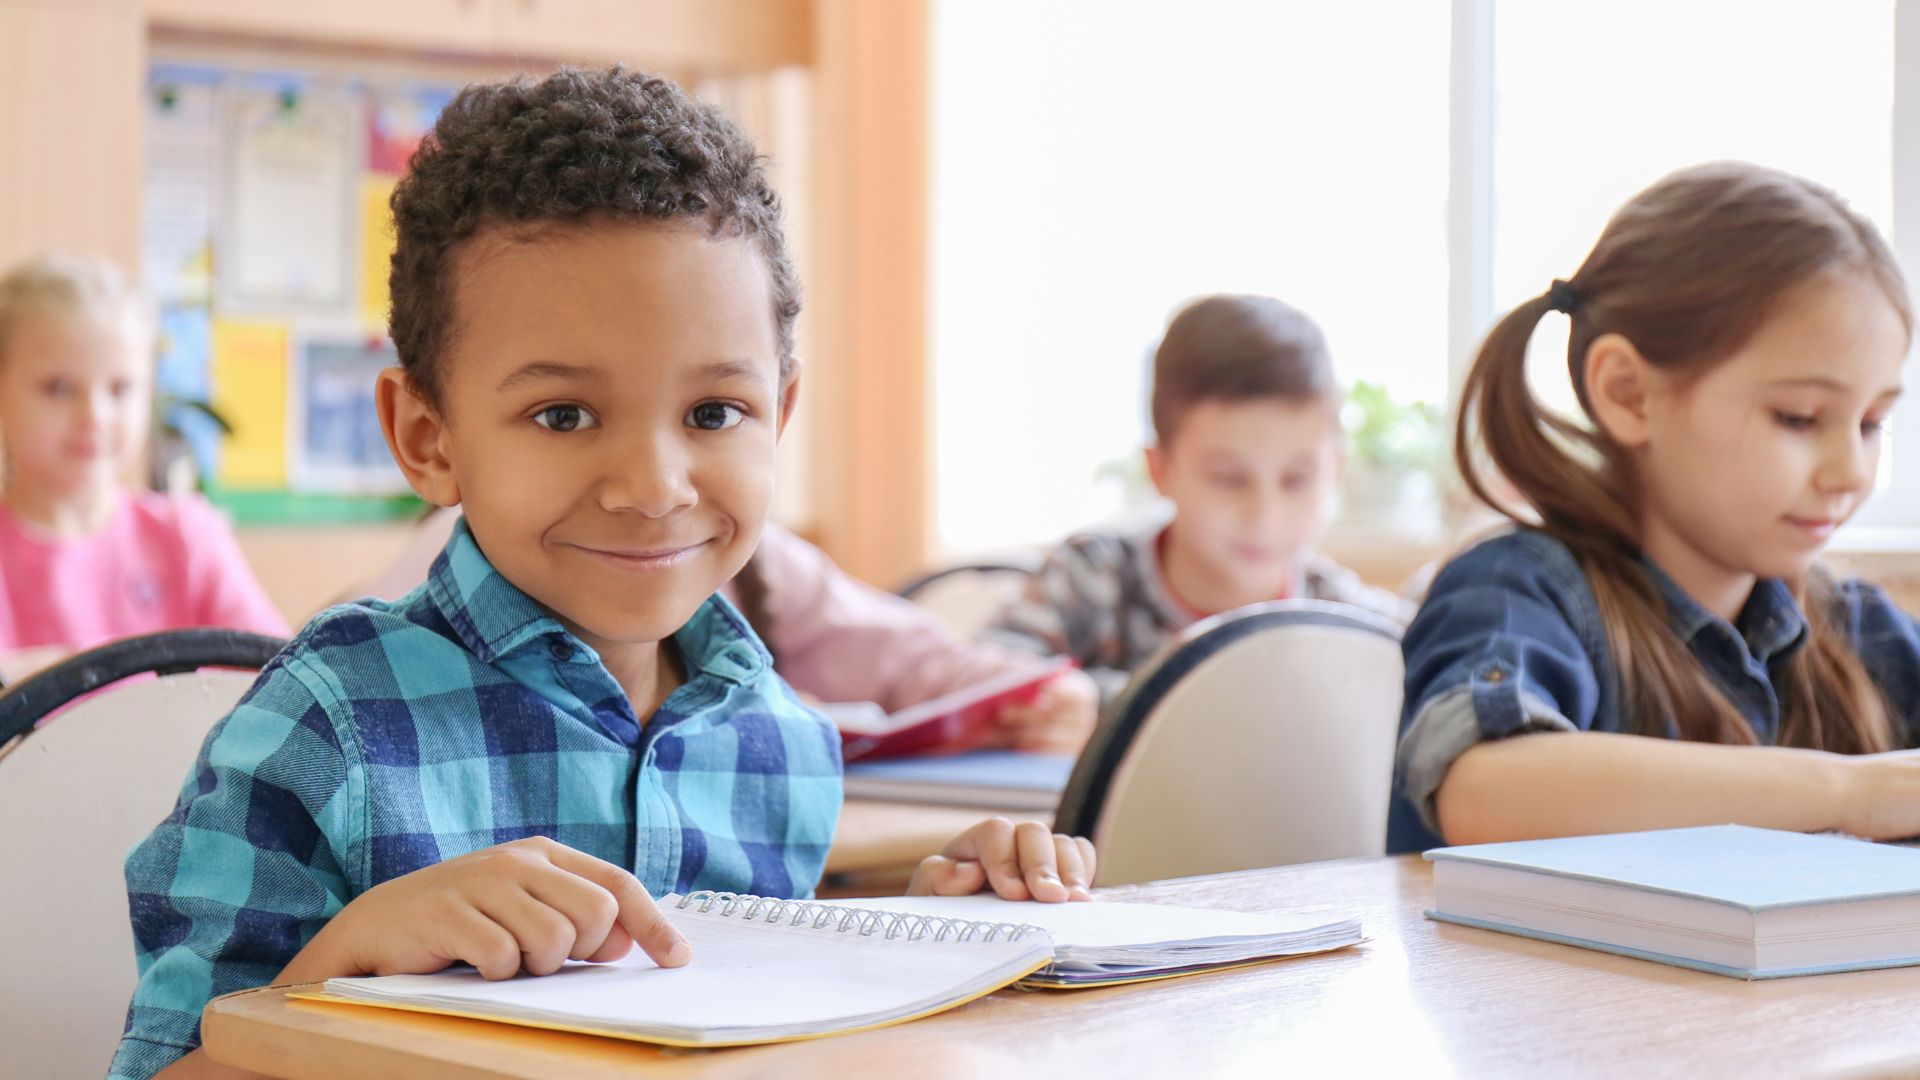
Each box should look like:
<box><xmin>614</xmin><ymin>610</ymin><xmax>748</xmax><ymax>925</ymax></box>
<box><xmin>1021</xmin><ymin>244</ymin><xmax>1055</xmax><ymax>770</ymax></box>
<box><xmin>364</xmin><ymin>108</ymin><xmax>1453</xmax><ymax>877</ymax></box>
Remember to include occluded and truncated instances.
<box><xmin>318</xmin><ymin>896</ymin><xmax>1050</xmax><ymax>1046</ymax></box>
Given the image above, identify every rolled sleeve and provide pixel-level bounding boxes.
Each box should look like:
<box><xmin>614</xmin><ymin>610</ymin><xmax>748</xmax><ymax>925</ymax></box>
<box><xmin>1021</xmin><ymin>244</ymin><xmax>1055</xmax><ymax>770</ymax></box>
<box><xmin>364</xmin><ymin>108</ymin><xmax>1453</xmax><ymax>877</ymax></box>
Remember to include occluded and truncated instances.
<box><xmin>1387</xmin><ymin>532</ymin><xmax>1608</xmax><ymax>851</ymax></box>
<box><xmin>1395</xmin><ymin>684</ymin><xmax>1576</xmax><ymax>838</ymax></box>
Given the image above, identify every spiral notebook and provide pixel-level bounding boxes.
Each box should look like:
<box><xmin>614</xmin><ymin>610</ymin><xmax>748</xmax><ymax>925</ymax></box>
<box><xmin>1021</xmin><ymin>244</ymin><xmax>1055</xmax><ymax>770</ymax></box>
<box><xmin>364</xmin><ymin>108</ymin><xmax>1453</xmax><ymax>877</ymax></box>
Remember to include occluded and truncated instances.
<box><xmin>300</xmin><ymin>892</ymin><xmax>1053</xmax><ymax>1047</ymax></box>
<box><xmin>826</xmin><ymin>893</ymin><xmax>1366</xmax><ymax>987</ymax></box>
<box><xmin>302</xmin><ymin>891</ymin><xmax>1363</xmax><ymax>1044</ymax></box>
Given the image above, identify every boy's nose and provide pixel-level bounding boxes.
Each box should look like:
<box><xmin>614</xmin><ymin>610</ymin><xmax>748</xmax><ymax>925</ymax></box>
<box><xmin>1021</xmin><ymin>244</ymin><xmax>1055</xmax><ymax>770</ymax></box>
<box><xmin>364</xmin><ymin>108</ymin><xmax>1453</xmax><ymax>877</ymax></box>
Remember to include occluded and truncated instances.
<box><xmin>1246</xmin><ymin>490</ymin><xmax>1289</xmax><ymax>533</ymax></box>
<box><xmin>597</xmin><ymin>436</ymin><xmax>698</xmax><ymax>518</ymax></box>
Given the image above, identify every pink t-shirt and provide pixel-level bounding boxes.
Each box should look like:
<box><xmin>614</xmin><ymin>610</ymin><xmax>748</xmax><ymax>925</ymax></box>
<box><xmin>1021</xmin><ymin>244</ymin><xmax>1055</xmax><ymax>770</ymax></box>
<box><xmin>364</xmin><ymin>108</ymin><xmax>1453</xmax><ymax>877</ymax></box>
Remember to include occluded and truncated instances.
<box><xmin>0</xmin><ymin>490</ymin><xmax>290</xmax><ymax>651</ymax></box>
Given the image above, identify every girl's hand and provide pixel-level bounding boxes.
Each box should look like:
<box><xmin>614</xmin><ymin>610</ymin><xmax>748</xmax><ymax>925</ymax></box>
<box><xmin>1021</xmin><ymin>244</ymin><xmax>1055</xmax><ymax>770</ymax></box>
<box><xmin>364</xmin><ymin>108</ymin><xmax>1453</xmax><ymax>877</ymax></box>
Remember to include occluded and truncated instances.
<box><xmin>1841</xmin><ymin>749</ymin><xmax>1920</xmax><ymax>840</ymax></box>
<box><xmin>280</xmin><ymin>836</ymin><xmax>689</xmax><ymax>983</ymax></box>
<box><xmin>993</xmin><ymin>668</ymin><xmax>1099</xmax><ymax>754</ymax></box>
<box><xmin>907</xmin><ymin>818</ymin><xmax>1096</xmax><ymax>901</ymax></box>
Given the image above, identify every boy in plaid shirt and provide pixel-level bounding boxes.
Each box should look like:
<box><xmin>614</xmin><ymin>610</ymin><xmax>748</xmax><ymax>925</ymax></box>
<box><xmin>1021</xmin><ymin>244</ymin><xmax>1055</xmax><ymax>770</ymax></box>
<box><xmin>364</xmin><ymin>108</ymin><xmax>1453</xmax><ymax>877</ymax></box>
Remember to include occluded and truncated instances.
<box><xmin>114</xmin><ymin>68</ymin><xmax>1095</xmax><ymax>1080</ymax></box>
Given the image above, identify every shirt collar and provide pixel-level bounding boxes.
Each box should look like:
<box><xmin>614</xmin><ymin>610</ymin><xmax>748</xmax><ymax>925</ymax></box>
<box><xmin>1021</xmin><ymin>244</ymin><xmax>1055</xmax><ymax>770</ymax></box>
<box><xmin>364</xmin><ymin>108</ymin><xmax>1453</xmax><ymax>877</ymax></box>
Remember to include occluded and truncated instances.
<box><xmin>1641</xmin><ymin>556</ymin><xmax>1808</xmax><ymax>664</ymax></box>
<box><xmin>424</xmin><ymin>515</ymin><xmax>772</xmax><ymax>683</ymax></box>
<box><xmin>425</xmin><ymin>517</ymin><xmax>568</xmax><ymax>664</ymax></box>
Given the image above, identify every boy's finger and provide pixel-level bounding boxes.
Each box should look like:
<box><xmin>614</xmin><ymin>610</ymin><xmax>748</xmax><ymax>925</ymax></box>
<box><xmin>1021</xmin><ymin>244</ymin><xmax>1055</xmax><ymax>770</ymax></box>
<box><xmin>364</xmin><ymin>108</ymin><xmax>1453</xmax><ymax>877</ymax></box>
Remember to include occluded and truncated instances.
<box><xmin>1074</xmin><ymin>836</ymin><xmax>1098</xmax><ymax>889</ymax></box>
<box><xmin>909</xmin><ymin>855</ymin><xmax>988</xmax><ymax>896</ymax></box>
<box><xmin>945</xmin><ymin>818</ymin><xmax>1029</xmax><ymax>900</ymax></box>
<box><xmin>477</xmin><ymin>888</ymin><xmax>577</xmax><ymax>976</ymax></box>
<box><xmin>450</xmin><ymin>907</ymin><xmax>525</xmax><ymax>981</ymax></box>
<box><xmin>584</xmin><ymin>922</ymin><xmax>635</xmax><ymax>963</ymax></box>
<box><xmin>1014</xmin><ymin>821</ymin><xmax>1067</xmax><ymax>901</ymax></box>
<box><xmin>523</xmin><ymin>872</ymin><xmax>622</xmax><ymax>961</ymax></box>
<box><xmin>1053</xmin><ymin>835</ymin><xmax>1091</xmax><ymax>900</ymax></box>
<box><xmin>546</xmin><ymin>846</ymin><xmax>690</xmax><ymax>968</ymax></box>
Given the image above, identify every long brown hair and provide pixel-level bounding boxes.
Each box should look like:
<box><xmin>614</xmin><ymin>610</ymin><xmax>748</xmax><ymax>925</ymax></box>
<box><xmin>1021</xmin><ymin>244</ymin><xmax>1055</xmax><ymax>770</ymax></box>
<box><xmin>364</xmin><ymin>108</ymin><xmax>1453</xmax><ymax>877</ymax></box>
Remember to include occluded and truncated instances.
<box><xmin>1457</xmin><ymin>162</ymin><xmax>1909</xmax><ymax>751</ymax></box>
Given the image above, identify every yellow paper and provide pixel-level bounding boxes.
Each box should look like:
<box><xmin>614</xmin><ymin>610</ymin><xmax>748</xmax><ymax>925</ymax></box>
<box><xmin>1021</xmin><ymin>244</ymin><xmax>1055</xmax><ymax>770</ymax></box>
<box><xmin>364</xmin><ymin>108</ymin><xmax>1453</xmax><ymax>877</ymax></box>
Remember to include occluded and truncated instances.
<box><xmin>211</xmin><ymin>320</ymin><xmax>289</xmax><ymax>488</ymax></box>
<box><xmin>360</xmin><ymin>176</ymin><xmax>398</xmax><ymax>329</ymax></box>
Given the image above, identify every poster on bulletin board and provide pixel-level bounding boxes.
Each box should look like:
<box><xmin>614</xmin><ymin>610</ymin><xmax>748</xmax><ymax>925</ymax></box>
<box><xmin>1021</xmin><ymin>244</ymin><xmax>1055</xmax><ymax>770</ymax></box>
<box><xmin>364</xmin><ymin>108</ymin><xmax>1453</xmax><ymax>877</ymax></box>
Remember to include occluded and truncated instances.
<box><xmin>143</xmin><ymin>62</ymin><xmax>457</xmax><ymax>522</ymax></box>
<box><xmin>209</xmin><ymin>318</ymin><xmax>291</xmax><ymax>489</ymax></box>
<box><xmin>218</xmin><ymin>82</ymin><xmax>361</xmax><ymax>315</ymax></box>
<box><xmin>287</xmin><ymin>331</ymin><xmax>408</xmax><ymax>494</ymax></box>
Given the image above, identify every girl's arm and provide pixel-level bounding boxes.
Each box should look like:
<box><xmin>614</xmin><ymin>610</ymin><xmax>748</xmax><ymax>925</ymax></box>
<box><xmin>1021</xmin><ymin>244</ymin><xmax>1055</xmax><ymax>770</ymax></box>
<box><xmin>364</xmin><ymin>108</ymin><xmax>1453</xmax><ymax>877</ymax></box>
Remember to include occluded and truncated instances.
<box><xmin>751</xmin><ymin>524</ymin><xmax>1051</xmax><ymax>712</ymax></box>
<box><xmin>1435</xmin><ymin>730</ymin><xmax>1920</xmax><ymax>844</ymax></box>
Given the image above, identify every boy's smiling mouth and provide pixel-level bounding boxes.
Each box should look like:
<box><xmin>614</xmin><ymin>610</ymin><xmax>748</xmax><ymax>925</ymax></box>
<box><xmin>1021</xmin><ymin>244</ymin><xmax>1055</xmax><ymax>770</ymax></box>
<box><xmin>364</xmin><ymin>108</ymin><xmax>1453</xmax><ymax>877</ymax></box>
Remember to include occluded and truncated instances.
<box><xmin>567</xmin><ymin>540</ymin><xmax>711</xmax><ymax>572</ymax></box>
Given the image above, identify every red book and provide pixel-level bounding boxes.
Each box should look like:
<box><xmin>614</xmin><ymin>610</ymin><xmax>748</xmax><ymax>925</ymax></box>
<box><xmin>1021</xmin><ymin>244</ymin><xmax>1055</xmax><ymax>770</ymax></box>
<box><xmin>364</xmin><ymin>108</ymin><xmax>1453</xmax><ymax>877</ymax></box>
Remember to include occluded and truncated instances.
<box><xmin>830</xmin><ymin>658</ymin><xmax>1078</xmax><ymax>762</ymax></box>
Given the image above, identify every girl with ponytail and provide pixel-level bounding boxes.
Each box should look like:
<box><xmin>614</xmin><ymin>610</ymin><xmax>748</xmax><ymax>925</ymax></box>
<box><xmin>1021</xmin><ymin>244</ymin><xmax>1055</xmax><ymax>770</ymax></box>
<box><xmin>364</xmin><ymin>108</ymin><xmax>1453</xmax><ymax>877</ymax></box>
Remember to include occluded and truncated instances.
<box><xmin>1390</xmin><ymin>161</ymin><xmax>1920</xmax><ymax>852</ymax></box>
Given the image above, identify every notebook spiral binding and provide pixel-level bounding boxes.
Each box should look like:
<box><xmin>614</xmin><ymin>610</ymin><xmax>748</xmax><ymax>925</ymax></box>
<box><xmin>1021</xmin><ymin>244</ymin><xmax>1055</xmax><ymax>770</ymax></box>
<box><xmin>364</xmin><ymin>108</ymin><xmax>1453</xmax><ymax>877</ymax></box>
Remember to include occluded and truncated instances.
<box><xmin>677</xmin><ymin>891</ymin><xmax>1045</xmax><ymax>944</ymax></box>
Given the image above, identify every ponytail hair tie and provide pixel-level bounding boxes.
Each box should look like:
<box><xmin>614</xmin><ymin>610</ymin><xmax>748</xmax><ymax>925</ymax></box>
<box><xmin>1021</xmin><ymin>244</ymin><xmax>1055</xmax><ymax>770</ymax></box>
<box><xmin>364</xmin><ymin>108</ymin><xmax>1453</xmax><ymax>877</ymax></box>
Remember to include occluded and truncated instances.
<box><xmin>1545</xmin><ymin>278</ymin><xmax>1583</xmax><ymax>315</ymax></box>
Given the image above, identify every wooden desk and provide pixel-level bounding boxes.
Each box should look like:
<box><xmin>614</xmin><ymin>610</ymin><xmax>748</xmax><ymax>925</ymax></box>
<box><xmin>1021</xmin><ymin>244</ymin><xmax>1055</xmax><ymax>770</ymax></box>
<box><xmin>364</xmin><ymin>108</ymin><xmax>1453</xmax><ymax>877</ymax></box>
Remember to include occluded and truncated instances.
<box><xmin>201</xmin><ymin>855</ymin><xmax>1920</xmax><ymax>1079</ymax></box>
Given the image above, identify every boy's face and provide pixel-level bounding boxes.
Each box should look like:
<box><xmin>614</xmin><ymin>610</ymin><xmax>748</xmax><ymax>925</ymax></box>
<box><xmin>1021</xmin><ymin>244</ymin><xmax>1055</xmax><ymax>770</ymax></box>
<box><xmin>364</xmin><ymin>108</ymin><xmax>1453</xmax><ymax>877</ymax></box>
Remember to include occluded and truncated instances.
<box><xmin>385</xmin><ymin>221</ymin><xmax>790</xmax><ymax>650</ymax></box>
<box><xmin>1147</xmin><ymin>397</ymin><xmax>1342</xmax><ymax>598</ymax></box>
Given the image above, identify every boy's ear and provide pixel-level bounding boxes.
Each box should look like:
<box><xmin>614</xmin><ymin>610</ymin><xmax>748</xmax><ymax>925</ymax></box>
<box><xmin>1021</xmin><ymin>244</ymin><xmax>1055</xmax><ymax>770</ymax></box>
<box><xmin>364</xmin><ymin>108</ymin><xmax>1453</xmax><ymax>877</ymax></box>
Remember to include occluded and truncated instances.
<box><xmin>376</xmin><ymin>366</ymin><xmax>461</xmax><ymax>506</ymax></box>
<box><xmin>1144</xmin><ymin>443</ymin><xmax>1172</xmax><ymax>498</ymax></box>
<box><xmin>776</xmin><ymin>358</ymin><xmax>803</xmax><ymax>439</ymax></box>
<box><xmin>1583</xmin><ymin>332</ymin><xmax>1657</xmax><ymax>449</ymax></box>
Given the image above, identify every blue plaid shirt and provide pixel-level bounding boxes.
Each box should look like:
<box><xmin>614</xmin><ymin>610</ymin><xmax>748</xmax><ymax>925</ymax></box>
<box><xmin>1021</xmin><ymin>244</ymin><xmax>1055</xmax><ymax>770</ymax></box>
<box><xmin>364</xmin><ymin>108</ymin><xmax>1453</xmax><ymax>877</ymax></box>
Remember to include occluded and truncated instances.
<box><xmin>1390</xmin><ymin>528</ymin><xmax>1920</xmax><ymax>853</ymax></box>
<box><xmin>110</xmin><ymin>520</ymin><xmax>842</xmax><ymax>1080</ymax></box>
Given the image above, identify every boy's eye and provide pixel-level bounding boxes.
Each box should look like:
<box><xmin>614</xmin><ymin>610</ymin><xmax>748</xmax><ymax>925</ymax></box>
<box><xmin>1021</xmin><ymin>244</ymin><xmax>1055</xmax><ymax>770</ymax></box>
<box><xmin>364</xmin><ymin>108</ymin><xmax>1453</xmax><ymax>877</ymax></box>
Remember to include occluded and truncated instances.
<box><xmin>1280</xmin><ymin>472</ymin><xmax>1312</xmax><ymax>492</ymax></box>
<box><xmin>688</xmin><ymin>402</ymin><xmax>745</xmax><ymax>431</ymax></box>
<box><xmin>1864</xmin><ymin>416</ymin><xmax>1891</xmax><ymax>437</ymax></box>
<box><xmin>39</xmin><ymin>378</ymin><xmax>73</xmax><ymax>399</ymax></box>
<box><xmin>1208</xmin><ymin>473</ymin><xmax>1247</xmax><ymax>489</ymax></box>
<box><xmin>1772</xmin><ymin>410</ymin><xmax>1817</xmax><ymax>432</ymax></box>
<box><xmin>533</xmin><ymin>404</ymin><xmax>596</xmax><ymax>432</ymax></box>
<box><xmin>110</xmin><ymin>378</ymin><xmax>133</xmax><ymax>399</ymax></box>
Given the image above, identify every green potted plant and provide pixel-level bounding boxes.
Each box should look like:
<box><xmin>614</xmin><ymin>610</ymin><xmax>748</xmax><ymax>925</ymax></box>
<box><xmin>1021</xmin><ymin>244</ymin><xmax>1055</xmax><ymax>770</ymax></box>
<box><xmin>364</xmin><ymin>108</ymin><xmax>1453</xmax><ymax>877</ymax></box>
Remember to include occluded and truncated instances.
<box><xmin>1339</xmin><ymin>380</ymin><xmax>1445</xmax><ymax>537</ymax></box>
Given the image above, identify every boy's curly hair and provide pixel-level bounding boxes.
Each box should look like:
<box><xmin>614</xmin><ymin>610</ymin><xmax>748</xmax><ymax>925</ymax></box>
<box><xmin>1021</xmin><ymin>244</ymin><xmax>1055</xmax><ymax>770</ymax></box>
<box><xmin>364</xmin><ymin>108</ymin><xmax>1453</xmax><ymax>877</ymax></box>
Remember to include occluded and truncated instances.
<box><xmin>389</xmin><ymin>66</ymin><xmax>801</xmax><ymax>406</ymax></box>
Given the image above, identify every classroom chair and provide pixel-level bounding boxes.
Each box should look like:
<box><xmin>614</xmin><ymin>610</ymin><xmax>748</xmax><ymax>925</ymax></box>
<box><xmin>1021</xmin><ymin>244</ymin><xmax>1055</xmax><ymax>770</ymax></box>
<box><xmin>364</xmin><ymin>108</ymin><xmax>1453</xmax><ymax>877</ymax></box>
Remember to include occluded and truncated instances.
<box><xmin>0</xmin><ymin>629</ymin><xmax>285</xmax><ymax>1080</ymax></box>
<box><xmin>1053</xmin><ymin>600</ymin><xmax>1404</xmax><ymax>887</ymax></box>
<box><xmin>894</xmin><ymin>556</ymin><xmax>1040</xmax><ymax>639</ymax></box>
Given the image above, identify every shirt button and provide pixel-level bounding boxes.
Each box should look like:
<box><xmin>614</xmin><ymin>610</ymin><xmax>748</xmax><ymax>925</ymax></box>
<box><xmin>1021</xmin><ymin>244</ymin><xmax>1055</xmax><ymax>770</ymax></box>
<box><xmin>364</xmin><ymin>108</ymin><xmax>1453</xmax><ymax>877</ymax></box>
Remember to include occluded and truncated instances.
<box><xmin>1484</xmin><ymin>669</ymin><xmax>1506</xmax><ymax>684</ymax></box>
<box><xmin>549</xmin><ymin>640</ymin><xmax>574</xmax><ymax>661</ymax></box>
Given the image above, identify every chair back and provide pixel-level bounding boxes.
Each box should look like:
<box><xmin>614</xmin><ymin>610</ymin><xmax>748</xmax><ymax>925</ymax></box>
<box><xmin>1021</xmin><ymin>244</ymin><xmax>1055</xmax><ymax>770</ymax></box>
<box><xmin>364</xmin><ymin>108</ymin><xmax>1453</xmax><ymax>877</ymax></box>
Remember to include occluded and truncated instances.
<box><xmin>0</xmin><ymin>631</ymin><xmax>283</xmax><ymax>1079</ymax></box>
<box><xmin>1054</xmin><ymin>601</ymin><xmax>1404</xmax><ymax>886</ymax></box>
<box><xmin>894</xmin><ymin>557</ymin><xmax>1040</xmax><ymax>639</ymax></box>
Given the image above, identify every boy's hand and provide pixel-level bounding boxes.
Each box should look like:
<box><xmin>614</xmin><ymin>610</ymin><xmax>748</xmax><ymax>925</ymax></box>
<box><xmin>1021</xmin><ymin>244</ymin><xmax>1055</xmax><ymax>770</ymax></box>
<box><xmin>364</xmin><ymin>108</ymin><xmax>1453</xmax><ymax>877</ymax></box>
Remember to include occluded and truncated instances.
<box><xmin>993</xmin><ymin>668</ymin><xmax>1099</xmax><ymax>754</ymax></box>
<box><xmin>281</xmin><ymin>836</ymin><xmax>689</xmax><ymax>983</ymax></box>
<box><xmin>907</xmin><ymin>818</ymin><xmax>1096</xmax><ymax>901</ymax></box>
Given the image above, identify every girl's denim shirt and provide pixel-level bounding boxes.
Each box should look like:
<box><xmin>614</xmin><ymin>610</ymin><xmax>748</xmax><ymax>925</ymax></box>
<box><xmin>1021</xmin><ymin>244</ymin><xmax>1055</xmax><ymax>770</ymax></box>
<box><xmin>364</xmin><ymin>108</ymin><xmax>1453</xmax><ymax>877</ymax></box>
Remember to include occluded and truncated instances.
<box><xmin>1390</xmin><ymin>528</ymin><xmax>1920</xmax><ymax>853</ymax></box>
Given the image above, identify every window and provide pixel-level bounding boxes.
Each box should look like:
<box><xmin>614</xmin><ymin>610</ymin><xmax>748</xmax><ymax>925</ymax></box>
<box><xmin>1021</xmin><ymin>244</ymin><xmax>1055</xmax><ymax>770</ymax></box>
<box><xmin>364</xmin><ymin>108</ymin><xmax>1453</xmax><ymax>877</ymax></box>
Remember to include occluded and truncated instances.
<box><xmin>930</xmin><ymin>1</ymin><xmax>1919</xmax><ymax>553</ymax></box>
<box><xmin>929</xmin><ymin>0</ymin><xmax>1451</xmax><ymax>553</ymax></box>
<box><xmin>1487</xmin><ymin>0</ymin><xmax>1898</xmax><ymax>475</ymax></box>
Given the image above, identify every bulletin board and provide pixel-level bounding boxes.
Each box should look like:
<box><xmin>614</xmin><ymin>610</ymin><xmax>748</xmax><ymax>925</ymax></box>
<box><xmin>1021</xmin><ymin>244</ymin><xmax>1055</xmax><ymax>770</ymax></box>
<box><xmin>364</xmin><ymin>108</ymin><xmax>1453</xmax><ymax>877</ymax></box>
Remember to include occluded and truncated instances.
<box><xmin>144</xmin><ymin>62</ymin><xmax>456</xmax><ymax>523</ymax></box>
